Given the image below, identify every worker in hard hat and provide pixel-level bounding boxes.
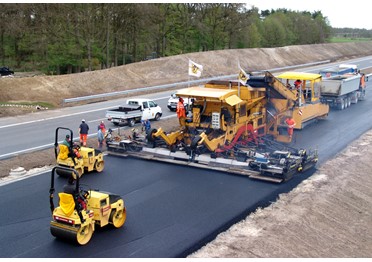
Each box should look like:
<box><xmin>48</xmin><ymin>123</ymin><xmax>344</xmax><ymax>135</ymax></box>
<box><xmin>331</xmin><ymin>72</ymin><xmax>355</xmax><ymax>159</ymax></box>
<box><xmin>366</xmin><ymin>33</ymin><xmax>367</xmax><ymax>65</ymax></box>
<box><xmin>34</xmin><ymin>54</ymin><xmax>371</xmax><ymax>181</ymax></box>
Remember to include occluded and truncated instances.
<box><xmin>176</xmin><ymin>97</ymin><xmax>186</xmax><ymax>126</ymax></box>
<box><xmin>78</xmin><ymin>119</ymin><xmax>89</xmax><ymax>146</ymax></box>
<box><xmin>285</xmin><ymin>117</ymin><xmax>296</xmax><ymax>139</ymax></box>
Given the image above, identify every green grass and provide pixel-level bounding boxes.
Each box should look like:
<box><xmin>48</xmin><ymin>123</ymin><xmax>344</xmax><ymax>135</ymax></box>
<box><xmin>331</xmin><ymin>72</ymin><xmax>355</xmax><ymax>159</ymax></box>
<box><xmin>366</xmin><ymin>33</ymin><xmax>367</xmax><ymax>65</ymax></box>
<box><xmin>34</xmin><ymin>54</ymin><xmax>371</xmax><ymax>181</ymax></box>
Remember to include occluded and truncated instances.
<box><xmin>0</xmin><ymin>101</ymin><xmax>54</xmax><ymax>108</ymax></box>
<box><xmin>328</xmin><ymin>37</ymin><xmax>372</xmax><ymax>43</ymax></box>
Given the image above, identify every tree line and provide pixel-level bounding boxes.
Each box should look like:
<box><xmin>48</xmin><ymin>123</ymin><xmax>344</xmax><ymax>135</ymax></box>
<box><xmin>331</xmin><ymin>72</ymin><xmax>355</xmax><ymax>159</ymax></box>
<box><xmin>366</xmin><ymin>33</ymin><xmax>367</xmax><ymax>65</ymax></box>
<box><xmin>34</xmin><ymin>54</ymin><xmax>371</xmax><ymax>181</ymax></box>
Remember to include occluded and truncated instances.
<box><xmin>0</xmin><ymin>3</ymin><xmax>337</xmax><ymax>74</ymax></box>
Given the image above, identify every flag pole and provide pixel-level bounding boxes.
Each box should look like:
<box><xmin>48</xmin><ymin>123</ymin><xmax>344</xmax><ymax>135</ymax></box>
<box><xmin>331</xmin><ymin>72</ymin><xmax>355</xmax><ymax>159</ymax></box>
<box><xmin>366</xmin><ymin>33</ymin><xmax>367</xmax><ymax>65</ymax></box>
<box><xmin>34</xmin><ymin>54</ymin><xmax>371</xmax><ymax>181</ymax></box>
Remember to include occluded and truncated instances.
<box><xmin>188</xmin><ymin>59</ymin><xmax>190</xmax><ymax>88</ymax></box>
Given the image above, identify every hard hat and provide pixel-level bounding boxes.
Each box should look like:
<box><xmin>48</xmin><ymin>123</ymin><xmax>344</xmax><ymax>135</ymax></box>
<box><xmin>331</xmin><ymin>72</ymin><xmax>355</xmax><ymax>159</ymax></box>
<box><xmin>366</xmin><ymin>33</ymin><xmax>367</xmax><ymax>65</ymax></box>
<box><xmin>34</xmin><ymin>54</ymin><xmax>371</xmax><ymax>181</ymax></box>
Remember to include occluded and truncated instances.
<box><xmin>82</xmin><ymin>119</ymin><xmax>85</xmax><ymax>122</ymax></box>
<box><xmin>66</xmin><ymin>134</ymin><xmax>70</xmax><ymax>139</ymax></box>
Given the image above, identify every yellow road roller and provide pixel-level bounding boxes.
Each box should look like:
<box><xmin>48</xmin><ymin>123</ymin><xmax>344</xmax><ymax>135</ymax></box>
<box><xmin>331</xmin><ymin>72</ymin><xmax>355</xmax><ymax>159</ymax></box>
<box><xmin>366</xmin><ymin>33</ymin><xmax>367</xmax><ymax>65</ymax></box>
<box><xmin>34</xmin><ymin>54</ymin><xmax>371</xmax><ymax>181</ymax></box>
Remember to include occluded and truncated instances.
<box><xmin>54</xmin><ymin>127</ymin><xmax>104</xmax><ymax>177</ymax></box>
<box><xmin>49</xmin><ymin>166</ymin><xmax>126</xmax><ymax>245</ymax></box>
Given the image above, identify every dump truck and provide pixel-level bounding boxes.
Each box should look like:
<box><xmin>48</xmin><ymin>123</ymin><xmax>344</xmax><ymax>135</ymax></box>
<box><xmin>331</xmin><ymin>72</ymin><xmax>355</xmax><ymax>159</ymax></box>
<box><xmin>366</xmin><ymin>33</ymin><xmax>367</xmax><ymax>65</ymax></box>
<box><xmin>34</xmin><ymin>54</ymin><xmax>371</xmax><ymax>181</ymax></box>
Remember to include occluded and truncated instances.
<box><xmin>320</xmin><ymin>73</ymin><xmax>366</xmax><ymax>110</ymax></box>
<box><xmin>318</xmin><ymin>64</ymin><xmax>366</xmax><ymax>109</ymax></box>
<box><xmin>319</xmin><ymin>64</ymin><xmax>358</xmax><ymax>78</ymax></box>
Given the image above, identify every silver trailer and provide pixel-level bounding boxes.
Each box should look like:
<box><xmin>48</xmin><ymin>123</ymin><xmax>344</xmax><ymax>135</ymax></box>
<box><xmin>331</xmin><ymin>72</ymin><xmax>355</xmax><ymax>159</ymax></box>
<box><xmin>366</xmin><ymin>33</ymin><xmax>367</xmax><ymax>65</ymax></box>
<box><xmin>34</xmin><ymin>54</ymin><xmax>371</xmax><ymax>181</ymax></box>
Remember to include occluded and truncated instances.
<box><xmin>320</xmin><ymin>74</ymin><xmax>365</xmax><ymax>110</ymax></box>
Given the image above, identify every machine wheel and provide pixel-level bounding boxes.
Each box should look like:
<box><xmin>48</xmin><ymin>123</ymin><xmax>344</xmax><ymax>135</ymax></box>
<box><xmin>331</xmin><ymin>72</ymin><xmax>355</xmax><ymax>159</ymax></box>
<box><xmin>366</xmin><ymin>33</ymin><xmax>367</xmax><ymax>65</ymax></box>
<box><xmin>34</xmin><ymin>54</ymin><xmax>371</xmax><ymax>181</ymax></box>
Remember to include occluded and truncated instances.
<box><xmin>128</xmin><ymin>119</ymin><xmax>135</xmax><ymax>127</ymax></box>
<box><xmin>146</xmin><ymin>128</ymin><xmax>157</xmax><ymax>142</ymax></box>
<box><xmin>110</xmin><ymin>208</ymin><xmax>126</xmax><ymax>228</ymax></box>
<box><xmin>56</xmin><ymin>166</ymin><xmax>73</xmax><ymax>177</ymax></box>
<box><xmin>191</xmin><ymin>135</ymin><xmax>202</xmax><ymax>149</ymax></box>
<box><xmin>154</xmin><ymin>113</ymin><xmax>161</xmax><ymax>121</ymax></box>
<box><xmin>94</xmin><ymin>160</ymin><xmax>104</xmax><ymax>172</ymax></box>
<box><xmin>76</xmin><ymin>224</ymin><xmax>94</xmax><ymax>246</ymax></box>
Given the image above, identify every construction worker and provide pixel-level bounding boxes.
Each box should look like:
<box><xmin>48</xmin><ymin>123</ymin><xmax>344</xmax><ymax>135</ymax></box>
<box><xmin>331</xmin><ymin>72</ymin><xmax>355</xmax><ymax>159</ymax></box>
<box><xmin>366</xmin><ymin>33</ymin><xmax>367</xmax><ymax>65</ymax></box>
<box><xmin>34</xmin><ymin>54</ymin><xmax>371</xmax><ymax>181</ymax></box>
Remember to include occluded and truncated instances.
<box><xmin>97</xmin><ymin>126</ymin><xmax>104</xmax><ymax>150</ymax></box>
<box><xmin>141</xmin><ymin>119</ymin><xmax>151</xmax><ymax>134</ymax></box>
<box><xmin>176</xmin><ymin>97</ymin><xmax>186</xmax><ymax>126</ymax></box>
<box><xmin>285</xmin><ymin>117</ymin><xmax>296</xmax><ymax>139</ymax></box>
<box><xmin>78</xmin><ymin>119</ymin><xmax>89</xmax><ymax>146</ymax></box>
<box><xmin>294</xmin><ymin>79</ymin><xmax>302</xmax><ymax>89</ymax></box>
<box><xmin>359</xmin><ymin>71</ymin><xmax>366</xmax><ymax>88</ymax></box>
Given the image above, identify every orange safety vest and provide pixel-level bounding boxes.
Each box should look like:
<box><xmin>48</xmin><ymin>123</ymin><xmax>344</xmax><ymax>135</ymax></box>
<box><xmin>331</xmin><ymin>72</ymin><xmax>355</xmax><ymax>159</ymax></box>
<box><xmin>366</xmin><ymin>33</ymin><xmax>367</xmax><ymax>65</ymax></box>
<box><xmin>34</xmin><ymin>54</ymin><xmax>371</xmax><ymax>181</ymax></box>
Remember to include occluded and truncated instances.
<box><xmin>176</xmin><ymin>101</ymin><xmax>186</xmax><ymax>118</ymax></box>
<box><xmin>360</xmin><ymin>74</ymin><xmax>366</xmax><ymax>88</ymax></box>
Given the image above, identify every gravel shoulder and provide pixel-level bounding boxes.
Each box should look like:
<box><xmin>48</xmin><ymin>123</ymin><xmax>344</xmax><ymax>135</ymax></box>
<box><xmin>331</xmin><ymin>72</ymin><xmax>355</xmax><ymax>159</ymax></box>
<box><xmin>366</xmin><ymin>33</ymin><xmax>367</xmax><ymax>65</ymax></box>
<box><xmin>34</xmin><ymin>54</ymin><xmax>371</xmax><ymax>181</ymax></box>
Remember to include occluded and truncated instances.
<box><xmin>189</xmin><ymin>130</ymin><xmax>372</xmax><ymax>257</ymax></box>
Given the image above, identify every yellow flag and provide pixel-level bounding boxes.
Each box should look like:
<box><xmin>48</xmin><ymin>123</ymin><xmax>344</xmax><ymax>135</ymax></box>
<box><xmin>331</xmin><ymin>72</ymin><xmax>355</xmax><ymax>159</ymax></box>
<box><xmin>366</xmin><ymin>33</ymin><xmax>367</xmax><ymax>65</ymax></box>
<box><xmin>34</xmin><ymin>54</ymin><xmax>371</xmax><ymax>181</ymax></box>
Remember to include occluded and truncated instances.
<box><xmin>238</xmin><ymin>66</ymin><xmax>249</xmax><ymax>85</ymax></box>
<box><xmin>189</xmin><ymin>60</ymin><xmax>203</xmax><ymax>77</ymax></box>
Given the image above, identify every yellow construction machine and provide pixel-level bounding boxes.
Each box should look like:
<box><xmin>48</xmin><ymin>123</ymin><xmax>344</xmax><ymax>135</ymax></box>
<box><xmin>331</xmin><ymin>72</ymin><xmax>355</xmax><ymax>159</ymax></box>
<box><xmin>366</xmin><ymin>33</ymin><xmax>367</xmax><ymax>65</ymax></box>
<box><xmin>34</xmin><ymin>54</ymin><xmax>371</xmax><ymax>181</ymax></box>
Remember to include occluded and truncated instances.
<box><xmin>146</xmin><ymin>71</ymin><xmax>329</xmax><ymax>149</ymax></box>
<box><xmin>106</xmin><ymin>70</ymin><xmax>320</xmax><ymax>182</ymax></box>
<box><xmin>248</xmin><ymin>71</ymin><xmax>330</xmax><ymax>142</ymax></box>
<box><xmin>49</xmin><ymin>166</ymin><xmax>126</xmax><ymax>245</ymax></box>
<box><xmin>54</xmin><ymin>127</ymin><xmax>104</xmax><ymax>177</ymax></box>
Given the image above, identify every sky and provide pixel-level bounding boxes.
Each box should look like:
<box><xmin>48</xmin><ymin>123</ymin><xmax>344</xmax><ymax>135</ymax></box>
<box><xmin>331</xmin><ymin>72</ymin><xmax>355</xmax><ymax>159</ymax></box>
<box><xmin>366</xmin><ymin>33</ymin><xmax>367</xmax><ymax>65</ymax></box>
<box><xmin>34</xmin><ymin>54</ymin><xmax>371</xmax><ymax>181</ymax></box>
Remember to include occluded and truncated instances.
<box><xmin>246</xmin><ymin>0</ymin><xmax>372</xmax><ymax>30</ymax></box>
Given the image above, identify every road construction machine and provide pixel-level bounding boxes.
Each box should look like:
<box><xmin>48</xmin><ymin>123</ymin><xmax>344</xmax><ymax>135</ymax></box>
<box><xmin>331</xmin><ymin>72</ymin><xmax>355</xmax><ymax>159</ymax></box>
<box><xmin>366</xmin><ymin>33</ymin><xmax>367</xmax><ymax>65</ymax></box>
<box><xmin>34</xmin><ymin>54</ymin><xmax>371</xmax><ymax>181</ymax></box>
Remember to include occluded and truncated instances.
<box><xmin>250</xmin><ymin>71</ymin><xmax>329</xmax><ymax>141</ymax></box>
<box><xmin>54</xmin><ymin>127</ymin><xmax>105</xmax><ymax>177</ymax></box>
<box><xmin>49</xmin><ymin>166</ymin><xmax>126</xmax><ymax>245</ymax></box>
<box><xmin>105</xmin><ymin>71</ymin><xmax>320</xmax><ymax>182</ymax></box>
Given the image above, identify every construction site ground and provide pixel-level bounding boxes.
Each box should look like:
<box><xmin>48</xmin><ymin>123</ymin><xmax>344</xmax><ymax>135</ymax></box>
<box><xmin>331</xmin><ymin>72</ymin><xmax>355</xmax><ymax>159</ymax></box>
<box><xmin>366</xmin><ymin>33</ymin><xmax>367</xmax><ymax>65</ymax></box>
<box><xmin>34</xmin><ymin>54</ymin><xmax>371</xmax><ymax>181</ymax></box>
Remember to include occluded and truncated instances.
<box><xmin>1</xmin><ymin>42</ymin><xmax>372</xmax><ymax>257</ymax></box>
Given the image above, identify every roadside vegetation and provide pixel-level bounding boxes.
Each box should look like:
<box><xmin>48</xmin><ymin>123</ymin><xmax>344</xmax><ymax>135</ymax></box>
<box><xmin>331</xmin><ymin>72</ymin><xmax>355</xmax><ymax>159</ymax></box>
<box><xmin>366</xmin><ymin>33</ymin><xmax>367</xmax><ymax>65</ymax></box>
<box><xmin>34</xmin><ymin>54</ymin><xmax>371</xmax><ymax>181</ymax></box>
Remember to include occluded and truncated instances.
<box><xmin>0</xmin><ymin>3</ymin><xmax>371</xmax><ymax>76</ymax></box>
<box><xmin>0</xmin><ymin>3</ymin><xmax>332</xmax><ymax>74</ymax></box>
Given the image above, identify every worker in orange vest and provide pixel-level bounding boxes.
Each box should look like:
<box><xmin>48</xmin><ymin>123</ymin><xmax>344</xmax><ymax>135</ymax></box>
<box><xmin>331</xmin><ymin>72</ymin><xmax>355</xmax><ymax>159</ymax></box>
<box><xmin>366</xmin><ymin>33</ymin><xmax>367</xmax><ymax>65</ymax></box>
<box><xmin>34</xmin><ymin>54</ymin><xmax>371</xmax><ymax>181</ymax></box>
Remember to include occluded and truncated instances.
<box><xmin>285</xmin><ymin>117</ymin><xmax>296</xmax><ymax>139</ymax></box>
<box><xmin>176</xmin><ymin>97</ymin><xmax>186</xmax><ymax>126</ymax></box>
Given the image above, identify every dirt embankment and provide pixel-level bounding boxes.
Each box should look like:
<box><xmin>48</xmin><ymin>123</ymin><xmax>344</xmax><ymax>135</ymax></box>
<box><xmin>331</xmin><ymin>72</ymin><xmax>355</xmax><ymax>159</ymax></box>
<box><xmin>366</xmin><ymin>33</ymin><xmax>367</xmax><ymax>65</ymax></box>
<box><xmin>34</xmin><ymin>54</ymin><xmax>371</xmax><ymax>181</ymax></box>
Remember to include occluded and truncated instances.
<box><xmin>1</xmin><ymin>42</ymin><xmax>372</xmax><ymax>110</ymax></box>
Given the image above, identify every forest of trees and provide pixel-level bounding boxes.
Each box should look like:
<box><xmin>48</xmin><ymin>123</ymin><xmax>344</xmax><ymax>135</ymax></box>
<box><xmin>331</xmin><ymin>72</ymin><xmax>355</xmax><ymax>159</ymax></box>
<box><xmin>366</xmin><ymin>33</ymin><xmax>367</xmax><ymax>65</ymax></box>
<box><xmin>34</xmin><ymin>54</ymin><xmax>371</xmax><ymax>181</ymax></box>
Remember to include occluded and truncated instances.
<box><xmin>0</xmin><ymin>3</ymin><xmax>355</xmax><ymax>75</ymax></box>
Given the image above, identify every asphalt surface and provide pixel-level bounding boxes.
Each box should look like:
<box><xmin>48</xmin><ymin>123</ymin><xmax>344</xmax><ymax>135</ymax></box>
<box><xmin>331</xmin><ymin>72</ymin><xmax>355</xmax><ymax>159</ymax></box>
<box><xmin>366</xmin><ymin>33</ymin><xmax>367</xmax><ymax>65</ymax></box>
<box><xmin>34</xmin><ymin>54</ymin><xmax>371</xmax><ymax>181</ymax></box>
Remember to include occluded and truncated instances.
<box><xmin>0</xmin><ymin>57</ymin><xmax>371</xmax><ymax>257</ymax></box>
<box><xmin>0</xmin><ymin>155</ymin><xmax>314</xmax><ymax>258</ymax></box>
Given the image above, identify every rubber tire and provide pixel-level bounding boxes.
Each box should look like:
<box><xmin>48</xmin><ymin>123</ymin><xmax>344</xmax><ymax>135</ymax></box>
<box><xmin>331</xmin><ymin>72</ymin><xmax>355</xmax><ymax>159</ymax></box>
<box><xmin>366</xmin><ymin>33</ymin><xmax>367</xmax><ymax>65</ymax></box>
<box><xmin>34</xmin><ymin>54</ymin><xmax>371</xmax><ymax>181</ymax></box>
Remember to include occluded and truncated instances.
<box><xmin>146</xmin><ymin>128</ymin><xmax>157</xmax><ymax>142</ymax></box>
<box><xmin>76</xmin><ymin>224</ymin><xmax>93</xmax><ymax>246</ymax></box>
<box><xmin>128</xmin><ymin>119</ymin><xmax>135</xmax><ymax>127</ymax></box>
<box><xmin>337</xmin><ymin>100</ymin><xmax>345</xmax><ymax>110</ymax></box>
<box><xmin>154</xmin><ymin>113</ymin><xmax>161</xmax><ymax>121</ymax></box>
<box><xmin>110</xmin><ymin>208</ymin><xmax>126</xmax><ymax>228</ymax></box>
<box><xmin>94</xmin><ymin>160</ymin><xmax>104</xmax><ymax>172</ymax></box>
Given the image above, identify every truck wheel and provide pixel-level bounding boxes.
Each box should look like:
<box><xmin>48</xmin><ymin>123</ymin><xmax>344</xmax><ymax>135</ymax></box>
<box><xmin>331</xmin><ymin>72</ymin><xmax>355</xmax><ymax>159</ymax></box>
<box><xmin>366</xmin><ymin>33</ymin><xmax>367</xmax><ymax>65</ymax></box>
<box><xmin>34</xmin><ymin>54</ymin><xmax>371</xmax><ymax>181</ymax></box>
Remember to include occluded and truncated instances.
<box><xmin>347</xmin><ymin>97</ymin><xmax>351</xmax><ymax>108</ymax></box>
<box><xmin>154</xmin><ymin>113</ymin><xmax>161</xmax><ymax>121</ymax></box>
<box><xmin>337</xmin><ymin>100</ymin><xmax>345</xmax><ymax>110</ymax></box>
<box><xmin>128</xmin><ymin>119</ymin><xmax>135</xmax><ymax>127</ymax></box>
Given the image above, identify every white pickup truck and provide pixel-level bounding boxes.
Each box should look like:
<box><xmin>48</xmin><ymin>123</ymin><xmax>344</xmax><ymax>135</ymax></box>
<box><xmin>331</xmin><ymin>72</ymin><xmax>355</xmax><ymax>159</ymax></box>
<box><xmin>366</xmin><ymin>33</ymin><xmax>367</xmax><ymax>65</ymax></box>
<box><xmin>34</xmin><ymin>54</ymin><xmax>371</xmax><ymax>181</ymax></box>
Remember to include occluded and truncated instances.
<box><xmin>105</xmin><ymin>98</ymin><xmax>162</xmax><ymax>127</ymax></box>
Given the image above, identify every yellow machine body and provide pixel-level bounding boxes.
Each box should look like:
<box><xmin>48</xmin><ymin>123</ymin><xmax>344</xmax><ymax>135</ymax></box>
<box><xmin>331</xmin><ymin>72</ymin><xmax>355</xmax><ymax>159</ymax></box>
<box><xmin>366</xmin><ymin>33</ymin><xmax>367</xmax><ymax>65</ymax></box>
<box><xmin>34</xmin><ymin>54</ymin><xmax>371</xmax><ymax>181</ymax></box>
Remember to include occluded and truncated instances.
<box><xmin>50</xmin><ymin>189</ymin><xmax>126</xmax><ymax>245</ymax></box>
<box><xmin>56</xmin><ymin>145</ymin><xmax>104</xmax><ymax>177</ymax></box>
<box><xmin>150</xmin><ymin>71</ymin><xmax>329</xmax><ymax>148</ymax></box>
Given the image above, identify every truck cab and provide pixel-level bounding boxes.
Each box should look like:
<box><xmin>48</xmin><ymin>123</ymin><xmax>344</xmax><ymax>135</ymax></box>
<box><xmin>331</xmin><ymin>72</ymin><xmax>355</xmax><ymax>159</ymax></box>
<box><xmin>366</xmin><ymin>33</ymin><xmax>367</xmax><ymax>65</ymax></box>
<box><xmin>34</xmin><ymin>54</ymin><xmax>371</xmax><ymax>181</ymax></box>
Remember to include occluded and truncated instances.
<box><xmin>127</xmin><ymin>98</ymin><xmax>162</xmax><ymax>121</ymax></box>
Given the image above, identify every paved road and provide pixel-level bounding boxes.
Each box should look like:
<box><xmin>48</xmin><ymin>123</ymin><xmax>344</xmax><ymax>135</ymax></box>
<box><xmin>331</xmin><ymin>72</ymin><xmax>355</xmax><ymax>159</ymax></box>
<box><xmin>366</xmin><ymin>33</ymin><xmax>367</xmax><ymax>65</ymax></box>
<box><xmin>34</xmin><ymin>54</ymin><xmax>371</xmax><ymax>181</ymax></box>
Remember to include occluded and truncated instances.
<box><xmin>0</xmin><ymin>57</ymin><xmax>371</xmax><ymax>257</ymax></box>
<box><xmin>0</xmin><ymin>155</ymin><xmax>314</xmax><ymax>258</ymax></box>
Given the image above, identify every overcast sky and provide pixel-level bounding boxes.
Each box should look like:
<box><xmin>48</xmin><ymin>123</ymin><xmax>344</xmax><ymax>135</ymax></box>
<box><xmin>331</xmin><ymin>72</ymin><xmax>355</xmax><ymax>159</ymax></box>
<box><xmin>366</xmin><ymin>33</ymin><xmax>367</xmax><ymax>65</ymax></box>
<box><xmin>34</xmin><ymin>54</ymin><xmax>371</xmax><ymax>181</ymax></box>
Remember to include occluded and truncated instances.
<box><xmin>246</xmin><ymin>0</ymin><xmax>372</xmax><ymax>30</ymax></box>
